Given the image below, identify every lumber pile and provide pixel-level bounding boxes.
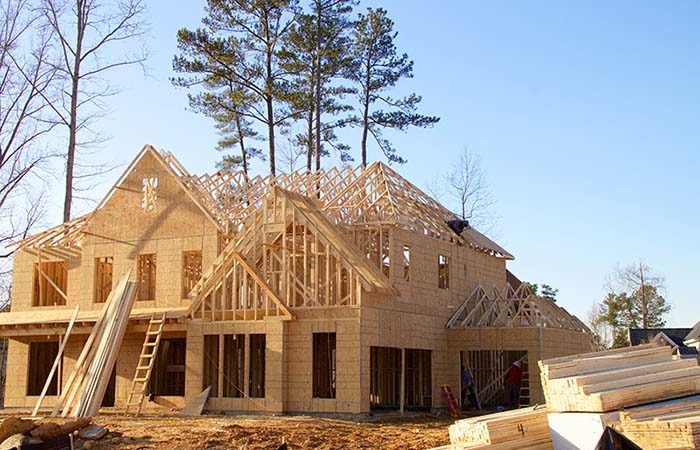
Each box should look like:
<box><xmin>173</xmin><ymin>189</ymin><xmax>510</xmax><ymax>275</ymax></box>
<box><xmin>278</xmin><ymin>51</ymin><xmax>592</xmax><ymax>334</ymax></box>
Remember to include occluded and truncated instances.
<box><xmin>613</xmin><ymin>395</ymin><xmax>700</xmax><ymax>449</ymax></box>
<box><xmin>51</xmin><ymin>271</ymin><xmax>138</xmax><ymax>418</ymax></box>
<box><xmin>538</xmin><ymin>343</ymin><xmax>700</xmax><ymax>412</ymax></box>
<box><xmin>448</xmin><ymin>406</ymin><xmax>553</xmax><ymax>450</ymax></box>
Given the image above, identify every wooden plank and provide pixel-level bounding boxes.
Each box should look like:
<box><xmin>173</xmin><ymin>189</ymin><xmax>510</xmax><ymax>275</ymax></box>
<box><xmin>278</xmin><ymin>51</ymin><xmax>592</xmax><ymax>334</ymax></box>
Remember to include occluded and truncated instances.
<box><xmin>32</xmin><ymin>305</ymin><xmax>80</xmax><ymax>416</ymax></box>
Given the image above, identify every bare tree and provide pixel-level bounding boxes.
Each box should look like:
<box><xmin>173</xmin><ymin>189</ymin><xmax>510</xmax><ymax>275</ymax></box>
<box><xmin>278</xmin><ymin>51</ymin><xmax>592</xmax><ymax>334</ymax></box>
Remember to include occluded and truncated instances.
<box><xmin>41</xmin><ymin>0</ymin><xmax>147</xmax><ymax>221</ymax></box>
<box><xmin>277</xmin><ymin>132</ymin><xmax>304</xmax><ymax>174</ymax></box>
<box><xmin>604</xmin><ymin>261</ymin><xmax>669</xmax><ymax>329</ymax></box>
<box><xmin>1</xmin><ymin>0</ymin><xmax>57</xmax><ymax>307</ymax></box>
<box><xmin>430</xmin><ymin>148</ymin><xmax>498</xmax><ymax>232</ymax></box>
<box><xmin>587</xmin><ymin>302</ymin><xmax>612</xmax><ymax>350</ymax></box>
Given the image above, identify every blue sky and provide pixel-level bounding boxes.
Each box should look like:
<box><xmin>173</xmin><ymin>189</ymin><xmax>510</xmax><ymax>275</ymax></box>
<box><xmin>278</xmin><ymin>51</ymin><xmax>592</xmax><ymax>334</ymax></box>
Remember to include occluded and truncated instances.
<box><xmin>39</xmin><ymin>1</ymin><xmax>700</xmax><ymax>326</ymax></box>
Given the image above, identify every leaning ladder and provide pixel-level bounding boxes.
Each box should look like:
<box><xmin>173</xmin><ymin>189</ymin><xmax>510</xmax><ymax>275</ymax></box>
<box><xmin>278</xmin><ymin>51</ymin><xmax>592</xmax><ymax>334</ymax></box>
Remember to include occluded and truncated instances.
<box><xmin>125</xmin><ymin>312</ymin><xmax>166</xmax><ymax>416</ymax></box>
<box><xmin>440</xmin><ymin>385</ymin><xmax>461</xmax><ymax>418</ymax></box>
<box><xmin>519</xmin><ymin>359</ymin><xmax>531</xmax><ymax>407</ymax></box>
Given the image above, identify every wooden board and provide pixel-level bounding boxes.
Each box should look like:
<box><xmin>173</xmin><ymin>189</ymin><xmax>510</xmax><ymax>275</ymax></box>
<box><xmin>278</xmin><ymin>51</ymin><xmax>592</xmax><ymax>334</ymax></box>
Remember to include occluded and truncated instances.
<box><xmin>539</xmin><ymin>343</ymin><xmax>700</xmax><ymax>412</ymax></box>
<box><xmin>449</xmin><ymin>406</ymin><xmax>551</xmax><ymax>447</ymax></box>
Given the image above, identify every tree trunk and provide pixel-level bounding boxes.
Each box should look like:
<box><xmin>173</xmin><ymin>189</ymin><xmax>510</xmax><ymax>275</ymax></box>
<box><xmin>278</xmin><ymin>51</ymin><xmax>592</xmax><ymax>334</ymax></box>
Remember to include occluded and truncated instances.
<box><xmin>263</xmin><ymin>11</ymin><xmax>275</xmax><ymax>176</ymax></box>
<box><xmin>63</xmin><ymin>4</ymin><xmax>85</xmax><ymax>222</ymax></box>
<box><xmin>361</xmin><ymin>55</ymin><xmax>372</xmax><ymax>167</ymax></box>
<box><xmin>266</xmin><ymin>95</ymin><xmax>275</xmax><ymax>176</ymax></box>
<box><xmin>306</xmin><ymin>104</ymin><xmax>313</xmax><ymax>171</ymax></box>
<box><xmin>265</xmin><ymin>41</ymin><xmax>275</xmax><ymax>176</ymax></box>
<box><xmin>640</xmin><ymin>264</ymin><xmax>647</xmax><ymax>328</ymax></box>
<box><xmin>314</xmin><ymin>0</ymin><xmax>322</xmax><ymax>172</ymax></box>
<box><xmin>235</xmin><ymin>113</ymin><xmax>248</xmax><ymax>175</ymax></box>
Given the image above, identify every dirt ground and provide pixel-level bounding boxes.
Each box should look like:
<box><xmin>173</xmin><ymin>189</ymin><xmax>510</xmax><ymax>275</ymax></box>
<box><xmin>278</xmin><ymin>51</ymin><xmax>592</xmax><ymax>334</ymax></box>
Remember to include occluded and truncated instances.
<box><xmin>87</xmin><ymin>413</ymin><xmax>453</xmax><ymax>450</ymax></box>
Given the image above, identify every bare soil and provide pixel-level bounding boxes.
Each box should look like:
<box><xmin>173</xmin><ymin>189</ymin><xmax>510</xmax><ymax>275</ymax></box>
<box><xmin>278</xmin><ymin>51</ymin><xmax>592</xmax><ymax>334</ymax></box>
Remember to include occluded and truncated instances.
<box><xmin>86</xmin><ymin>413</ymin><xmax>452</xmax><ymax>450</ymax></box>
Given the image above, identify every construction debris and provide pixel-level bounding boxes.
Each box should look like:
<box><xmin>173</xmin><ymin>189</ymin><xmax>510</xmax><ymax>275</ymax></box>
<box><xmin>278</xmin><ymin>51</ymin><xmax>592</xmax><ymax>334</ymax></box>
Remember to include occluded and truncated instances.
<box><xmin>0</xmin><ymin>418</ymin><xmax>36</xmax><ymax>443</ymax></box>
<box><xmin>77</xmin><ymin>425</ymin><xmax>108</xmax><ymax>441</ymax></box>
<box><xmin>0</xmin><ymin>417</ymin><xmax>105</xmax><ymax>450</ymax></box>
<box><xmin>179</xmin><ymin>386</ymin><xmax>211</xmax><ymax>417</ymax></box>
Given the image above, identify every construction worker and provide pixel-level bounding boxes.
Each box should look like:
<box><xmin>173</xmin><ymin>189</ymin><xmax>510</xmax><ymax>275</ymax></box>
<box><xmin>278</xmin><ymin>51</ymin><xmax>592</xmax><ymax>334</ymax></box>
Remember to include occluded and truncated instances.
<box><xmin>505</xmin><ymin>361</ymin><xmax>524</xmax><ymax>408</ymax></box>
<box><xmin>460</xmin><ymin>365</ymin><xmax>478</xmax><ymax>410</ymax></box>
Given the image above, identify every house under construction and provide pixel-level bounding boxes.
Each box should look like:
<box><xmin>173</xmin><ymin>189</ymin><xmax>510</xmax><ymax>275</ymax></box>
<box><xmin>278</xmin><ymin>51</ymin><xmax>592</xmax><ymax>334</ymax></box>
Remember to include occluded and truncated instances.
<box><xmin>0</xmin><ymin>145</ymin><xmax>590</xmax><ymax>414</ymax></box>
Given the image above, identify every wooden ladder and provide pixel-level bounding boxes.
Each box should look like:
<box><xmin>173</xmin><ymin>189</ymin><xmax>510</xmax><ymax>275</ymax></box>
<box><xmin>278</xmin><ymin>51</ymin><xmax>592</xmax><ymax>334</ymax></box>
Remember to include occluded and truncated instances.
<box><xmin>440</xmin><ymin>385</ymin><xmax>461</xmax><ymax>418</ymax></box>
<box><xmin>125</xmin><ymin>312</ymin><xmax>166</xmax><ymax>416</ymax></box>
<box><xmin>519</xmin><ymin>359</ymin><xmax>530</xmax><ymax>407</ymax></box>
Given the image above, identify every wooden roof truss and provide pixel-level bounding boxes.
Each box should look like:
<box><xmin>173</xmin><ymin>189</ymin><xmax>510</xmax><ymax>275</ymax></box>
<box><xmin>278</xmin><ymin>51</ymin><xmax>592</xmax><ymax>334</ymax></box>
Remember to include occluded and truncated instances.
<box><xmin>18</xmin><ymin>149</ymin><xmax>512</xmax><ymax>262</ymax></box>
<box><xmin>184</xmin><ymin>160</ymin><xmax>512</xmax><ymax>258</ymax></box>
<box><xmin>17</xmin><ymin>215</ymin><xmax>89</xmax><ymax>255</ymax></box>
<box><xmin>188</xmin><ymin>187</ymin><xmax>396</xmax><ymax>321</ymax></box>
<box><xmin>446</xmin><ymin>283</ymin><xmax>589</xmax><ymax>332</ymax></box>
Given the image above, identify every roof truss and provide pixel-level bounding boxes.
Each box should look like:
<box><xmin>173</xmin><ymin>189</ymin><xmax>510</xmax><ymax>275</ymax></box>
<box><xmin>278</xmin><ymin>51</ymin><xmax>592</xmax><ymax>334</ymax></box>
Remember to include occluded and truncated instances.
<box><xmin>447</xmin><ymin>283</ymin><xmax>589</xmax><ymax>332</ymax></box>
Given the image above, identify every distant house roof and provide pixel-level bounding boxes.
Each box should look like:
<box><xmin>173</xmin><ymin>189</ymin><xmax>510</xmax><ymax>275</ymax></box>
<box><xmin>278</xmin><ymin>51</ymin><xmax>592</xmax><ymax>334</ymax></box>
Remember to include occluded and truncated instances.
<box><xmin>628</xmin><ymin>328</ymin><xmax>692</xmax><ymax>347</ymax></box>
<box><xmin>685</xmin><ymin>321</ymin><xmax>700</xmax><ymax>343</ymax></box>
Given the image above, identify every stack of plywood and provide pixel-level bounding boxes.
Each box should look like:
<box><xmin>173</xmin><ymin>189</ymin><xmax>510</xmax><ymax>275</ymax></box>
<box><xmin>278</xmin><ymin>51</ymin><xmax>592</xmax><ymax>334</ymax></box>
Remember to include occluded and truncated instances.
<box><xmin>447</xmin><ymin>406</ymin><xmax>553</xmax><ymax>450</ymax></box>
<box><xmin>613</xmin><ymin>395</ymin><xmax>700</xmax><ymax>449</ymax></box>
<box><xmin>539</xmin><ymin>343</ymin><xmax>700</xmax><ymax>412</ymax></box>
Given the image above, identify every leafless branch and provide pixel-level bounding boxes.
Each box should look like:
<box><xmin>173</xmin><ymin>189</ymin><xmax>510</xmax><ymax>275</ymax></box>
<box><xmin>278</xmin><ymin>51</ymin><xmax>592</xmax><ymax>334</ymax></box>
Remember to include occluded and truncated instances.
<box><xmin>41</xmin><ymin>0</ymin><xmax>148</xmax><ymax>220</ymax></box>
<box><xmin>431</xmin><ymin>148</ymin><xmax>499</xmax><ymax>234</ymax></box>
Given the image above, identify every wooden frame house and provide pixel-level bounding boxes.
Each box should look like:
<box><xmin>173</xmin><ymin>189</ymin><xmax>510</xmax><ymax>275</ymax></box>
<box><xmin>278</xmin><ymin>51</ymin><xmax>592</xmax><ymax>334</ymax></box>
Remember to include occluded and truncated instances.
<box><xmin>0</xmin><ymin>145</ymin><xmax>590</xmax><ymax>414</ymax></box>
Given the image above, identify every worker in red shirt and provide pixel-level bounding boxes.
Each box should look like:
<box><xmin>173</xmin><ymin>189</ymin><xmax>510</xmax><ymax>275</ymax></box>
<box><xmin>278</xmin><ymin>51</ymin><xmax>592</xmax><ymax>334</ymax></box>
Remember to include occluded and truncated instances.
<box><xmin>505</xmin><ymin>361</ymin><xmax>524</xmax><ymax>408</ymax></box>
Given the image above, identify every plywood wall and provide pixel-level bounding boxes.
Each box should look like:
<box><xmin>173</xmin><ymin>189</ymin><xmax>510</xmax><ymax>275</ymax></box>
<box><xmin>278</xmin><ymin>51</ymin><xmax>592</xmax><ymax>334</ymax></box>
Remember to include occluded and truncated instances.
<box><xmin>10</xmin><ymin>149</ymin><xmax>219</xmax><ymax>313</ymax></box>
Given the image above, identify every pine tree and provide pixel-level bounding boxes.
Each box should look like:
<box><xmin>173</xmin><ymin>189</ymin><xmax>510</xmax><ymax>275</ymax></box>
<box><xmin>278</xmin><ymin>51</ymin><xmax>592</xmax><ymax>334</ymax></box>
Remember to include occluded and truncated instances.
<box><xmin>213</xmin><ymin>104</ymin><xmax>262</xmax><ymax>174</ymax></box>
<box><xmin>348</xmin><ymin>7</ymin><xmax>439</xmax><ymax>166</ymax></box>
<box><xmin>172</xmin><ymin>0</ymin><xmax>298</xmax><ymax>175</ymax></box>
<box><xmin>598</xmin><ymin>263</ymin><xmax>672</xmax><ymax>348</ymax></box>
<box><xmin>280</xmin><ymin>0</ymin><xmax>355</xmax><ymax>171</ymax></box>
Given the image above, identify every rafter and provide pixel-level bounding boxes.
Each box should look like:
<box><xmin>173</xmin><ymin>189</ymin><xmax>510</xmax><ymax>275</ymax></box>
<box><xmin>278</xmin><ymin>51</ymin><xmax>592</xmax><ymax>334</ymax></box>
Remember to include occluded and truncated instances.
<box><xmin>447</xmin><ymin>283</ymin><xmax>590</xmax><ymax>332</ymax></box>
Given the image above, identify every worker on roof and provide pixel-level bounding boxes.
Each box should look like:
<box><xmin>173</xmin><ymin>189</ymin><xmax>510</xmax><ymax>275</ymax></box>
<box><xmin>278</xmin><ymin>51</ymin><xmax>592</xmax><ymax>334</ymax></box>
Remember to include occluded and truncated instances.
<box><xmin>506</xmin><ymin>361</ymin><xmax>524</xmax><ymax>408</ymax></box>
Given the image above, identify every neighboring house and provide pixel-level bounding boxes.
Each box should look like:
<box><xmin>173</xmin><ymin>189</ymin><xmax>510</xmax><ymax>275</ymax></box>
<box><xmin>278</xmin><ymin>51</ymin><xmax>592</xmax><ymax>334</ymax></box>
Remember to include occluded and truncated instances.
<box><xmin>0</xmin><ymin>145</ymin><xmax>590</xmax><ymax>414</ymax></box>
<box><xmin>685</xmin><ymin>322</ymin><xmax>700</xmax><ymax>351</ymax></box>
<box><xmin>629</xmin><ymin>328</ymin><xmax>698</xmax><ymax>358</ymax></box>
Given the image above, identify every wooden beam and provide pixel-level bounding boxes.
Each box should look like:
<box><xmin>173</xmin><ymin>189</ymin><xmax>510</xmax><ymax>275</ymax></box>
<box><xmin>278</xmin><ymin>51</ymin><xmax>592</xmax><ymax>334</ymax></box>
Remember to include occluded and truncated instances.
<box><xmin>32</xmin><ymin>305</ymin><xmax>80</xmax><ymax>417</ymax></box>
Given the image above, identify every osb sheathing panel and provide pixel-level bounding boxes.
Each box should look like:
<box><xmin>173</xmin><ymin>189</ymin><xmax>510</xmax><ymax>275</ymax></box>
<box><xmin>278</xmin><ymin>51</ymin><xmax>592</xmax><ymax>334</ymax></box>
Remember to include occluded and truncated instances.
<box><xmin>283</xmin><ymin>309</ymin><xmax>362</xmax><ymax>414</ymax></box>
<box><xmin>389</xmin><ymin>228</ymin><xmax>506</xmax><ymax>314</ymax></box>
<box><xmin>10</xmin><ymin>150</ymin><xmax>218</xmax><ymax>313</ymax></box>
<box><xmin>186</xmin><ymin>319</ymin><xmax>285</xmax><ymax>413</ymax></box>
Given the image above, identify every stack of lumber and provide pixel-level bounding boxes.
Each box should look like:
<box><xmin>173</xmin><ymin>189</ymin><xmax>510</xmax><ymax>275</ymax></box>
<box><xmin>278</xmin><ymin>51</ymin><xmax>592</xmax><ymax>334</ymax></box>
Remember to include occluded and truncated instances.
<box><xmin>613</xmin><ymin>395</ymin><xmax>700</xmax><ymax>449</ymax></box>
<box><xmin>51</xmin><ymin>271</ymin><xmax>138</xmax><ymax>418</ymax></box>
<box><xmin>447</xmin><ymin>406</ymin><xmax>553</xmax><ymax>449</ymax></box>
<box><xmin>538</xmin><ymin>343</ymin><xmax>700</xmax><ymax>412</ymax></box>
